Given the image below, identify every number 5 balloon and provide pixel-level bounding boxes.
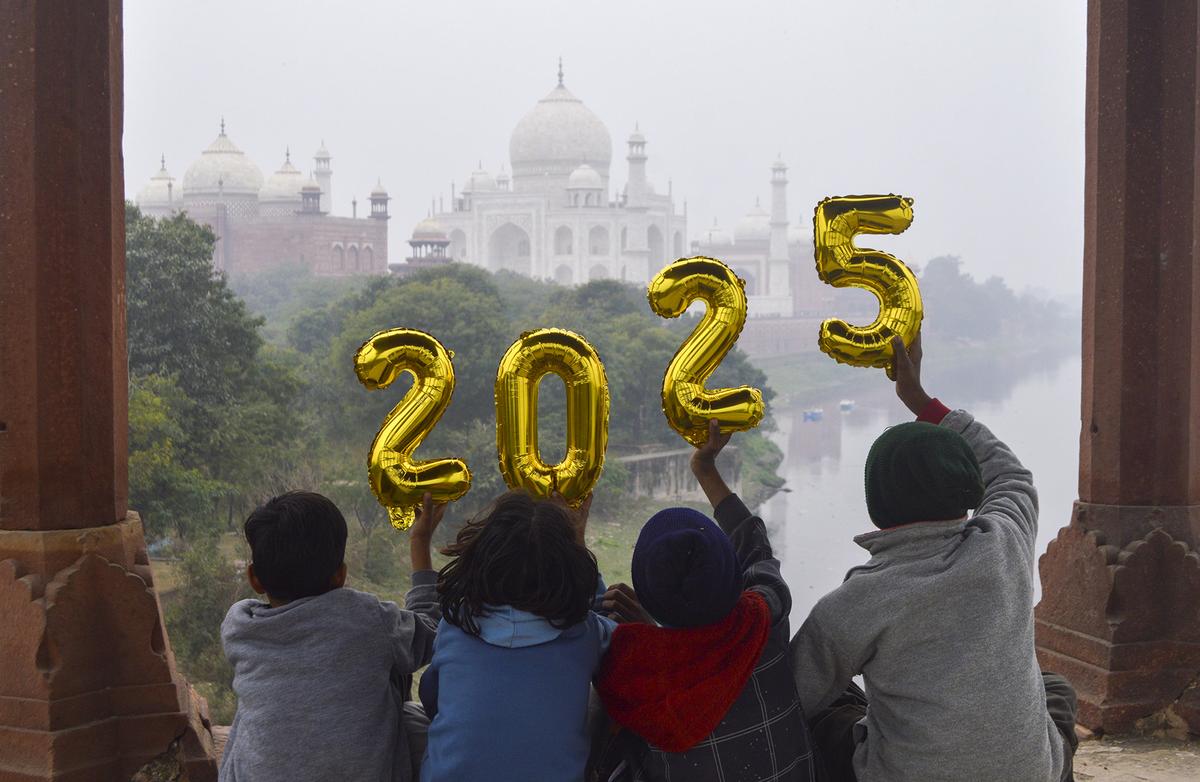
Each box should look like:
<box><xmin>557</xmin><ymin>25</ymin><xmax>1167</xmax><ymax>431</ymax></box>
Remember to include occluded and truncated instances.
<box><xmin>354</xmin><ymin>328</ymin><xmax>472</xmax><ymax>530</ymax></box>
<box><xmin>813</xmin><ymin>195</ymin><xmax>923</xmax><ymax>377</ymax></box>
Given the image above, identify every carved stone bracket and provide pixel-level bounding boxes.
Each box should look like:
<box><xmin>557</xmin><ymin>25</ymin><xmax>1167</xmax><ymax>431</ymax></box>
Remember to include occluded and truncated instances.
<box><xmin>1036</xmin><ymin>503</ymin><xmax>1200</xmax><ymax>734</ymax></box>
<box><xmin>0</xmin><ymin>514</ymin><xmax>217</xmax><ymax>781</ymax></box>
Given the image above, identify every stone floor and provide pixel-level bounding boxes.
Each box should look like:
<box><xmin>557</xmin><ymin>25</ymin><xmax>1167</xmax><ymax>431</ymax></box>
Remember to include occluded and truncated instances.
<box><xmin>209</xmin><ymin>726</ymin><xmax>1200</xmax><ymax>778</ymax></box>
<box><xmin>1076</xmin><ymin>737</ymin><xmax>1200</xmax><ymax>781</ymax></box>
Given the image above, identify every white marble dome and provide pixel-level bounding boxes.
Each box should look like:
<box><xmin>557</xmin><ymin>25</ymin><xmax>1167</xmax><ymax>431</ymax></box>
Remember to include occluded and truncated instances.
<box><xmin>259</xmin><ymin>154</ymin><xmax>305</xmax><ymax>203</ymax></box>
<box><xmin>568</xmin><ymin>163</ymin><xmax>603</xmax><ymax>189</ymax></box>
<box><xmin>735</xmin><ymin>201</ymin><xmax>770</xmax><ymax>243</ymax></box>
<box><xmin>183</xmin><ymin>127</ymin><xmax>264</xmax><ymax>197</ymax></box>
<box><xmin>464</xmin><ymin>166</ymin><xmax>497</xmax><ymax>193</ymax></box>
<box><xmin>509</xmin><ymin>83</ymin><xmax>612</xmax><ymax>180</ymax></box>
<box><xmin>136</xmin><ymin>158</ymin><xmax>177</xmax><ymax>209</ymax></box>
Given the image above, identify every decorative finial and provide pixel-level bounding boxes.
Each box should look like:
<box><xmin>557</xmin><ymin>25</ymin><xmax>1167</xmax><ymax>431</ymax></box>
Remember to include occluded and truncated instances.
<box><xmin>220</xmin><ymin>116</ymin><xmax>226</xmax><ymax>135</ymax></box>
<box><xmin>478</xmin><ymin>159</ymin><xmax>482</xmax><ymax>170</ymax></box>
<box><xmin>160</xmin><ymin>153</ymin><xmax>166</xmax><ymax>170</ymax></box>
<box><xmin>557</xmin><ymin>57</ymin><xmax>564</xmax><ymax>86</ymax></box>
<box><xmin>635</xmin><ymin>121</ymin><xmax>640</xmax><ymax>132</ymax></box>
<box><xmin>285</xmin><ymin>146</ymin><xmax>291</xmax><ymax>163</ymax></box>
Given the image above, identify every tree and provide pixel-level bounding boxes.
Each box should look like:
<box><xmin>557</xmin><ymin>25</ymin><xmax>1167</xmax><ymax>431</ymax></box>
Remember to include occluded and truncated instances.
<box><xmin>128</xmin><ymin>374</ymin><xmax>220</xmax><ymax>543</ymax></box>
<box><xmin>125</xmin><ymin>205</ymin><xmax>307</xmax><ymax>542</ymax></box>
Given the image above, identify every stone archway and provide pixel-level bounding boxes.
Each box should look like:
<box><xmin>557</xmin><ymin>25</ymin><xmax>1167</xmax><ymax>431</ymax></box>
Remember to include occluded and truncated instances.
<box><xmin>488</xmin><ymin>223</ymin><xmax>531</xmax><ymax>275</ymax></box>
<box><xmin>554</xmin><ymin>225</ymin><xmax>573</xmax><ymax>255</ymax></box>
<box><xmin>648</xmin><ymin>224</ymin><xmax>664</xmax><ymax>265</ymax></box>
<box><xmin>554</xmin><ymin>264</ymin><xmax>573</xmax><ymax>285</ymax></box>
<box><xmin>448</xmin><ymin>229</ymin><xmax>466</xmax><ymax>261</ymax></box>
<box><xmin>589</xmin><ymin>263</ymin><xmax>609</xmax><ymax>281</ymax></box>
<box><xmin>589</xmin><ymin>225</ymin><xmax>609</xmax><ymax>255</ymax></box>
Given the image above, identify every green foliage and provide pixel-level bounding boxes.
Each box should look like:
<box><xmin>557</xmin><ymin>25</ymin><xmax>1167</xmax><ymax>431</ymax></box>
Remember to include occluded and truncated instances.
<box><xmin>128</xmin><ymin>374</ymin><xmax>220</xmax><ymax>542</ymax></box>
<box><xmin>125</xmin><ymin>205</ymin><xmax>308</xmax><ymax>545</ymax></box>
<box><xmin>919</xmin><ymin>256</ymin><xmax>1071</xmax><ymax>343</ymax></box>
<box><xmin>228</xmin><ymin>264</ymin><xmax>371</xmax><ymax>345</ymax></box>
<box><xmin>164</xmin><ymin>536</ymin><xmax>252</xmax><ymax>724</ymax></box>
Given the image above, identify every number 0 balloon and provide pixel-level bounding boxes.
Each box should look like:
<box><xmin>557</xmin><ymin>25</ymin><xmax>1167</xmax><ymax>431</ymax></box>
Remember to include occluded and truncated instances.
<box><xmin>494</xmin><ymin>328</ymin><xmax>609</xmax><ymax>505</ymax></box>
<box><xmin>648</xmin><ymin>256</ymin><xmax>765</xmax><ymax>446</ymax></box>
<box><xmin>813</xmin><ymin>194</ymin><xmax>923</xmax><ymax>376</ymax></box>
<box><xmin>354</xmin><ymin>329</ymin><xmax>472</xmax><ymax>530</ymax></box>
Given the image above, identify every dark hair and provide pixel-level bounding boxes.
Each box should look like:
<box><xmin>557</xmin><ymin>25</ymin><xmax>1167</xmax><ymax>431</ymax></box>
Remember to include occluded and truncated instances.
<box><xmin>243</xmin><ymin>491</ymin><xmax>348</xmax><ymax>601</ymax></box>
<box><xmin>438</xmin><ymin>491</ymin><xmax>599</xmax><ymax>636</ymax></box>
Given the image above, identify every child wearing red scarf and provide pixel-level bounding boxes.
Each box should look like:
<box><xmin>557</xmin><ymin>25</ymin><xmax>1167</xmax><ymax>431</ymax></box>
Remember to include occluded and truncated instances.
<box><xmin>591</xmin><ymin>420</ymin><xmax>816</xmax><ymax>782</ymax></box>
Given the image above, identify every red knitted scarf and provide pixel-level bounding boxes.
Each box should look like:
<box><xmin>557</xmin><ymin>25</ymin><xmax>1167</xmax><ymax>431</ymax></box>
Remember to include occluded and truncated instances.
<box><xmin>595</xmin><ymin>590</ymin><xmax>771</xmax><ymax>753</ymax></box>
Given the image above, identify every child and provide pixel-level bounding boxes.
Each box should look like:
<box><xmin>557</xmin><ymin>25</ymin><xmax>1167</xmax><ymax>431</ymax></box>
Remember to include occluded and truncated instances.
<box><xmin>790</xmin><ymin>335</ymin><xmax>1079</xmax><ymax>782</ymax></box>
<box><xmin>418</xmin><ymin>491</ymin><xmax>615</xmax><ymax>782</ymax></box>
<box><xmin>591</xmin><ymin>419</ymin><xmax>816</xmax><ymax>782</ymax></box>
<box><xmin>219</xmin><ymin>491</ymin><xmax>446</xmax><ymax>782</ymax></box>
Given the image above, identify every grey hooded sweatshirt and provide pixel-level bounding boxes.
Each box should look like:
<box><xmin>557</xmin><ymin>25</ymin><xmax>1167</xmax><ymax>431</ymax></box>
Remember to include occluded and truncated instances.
<box><xmin>790</xmin><ymin>409</ymin><xmax>1068</xmax><ymax>782</ymax></box>
<box><xmin>219</xmin><ymin>574</ymin><xmax>439</xmax><ymax>782</ymax></box>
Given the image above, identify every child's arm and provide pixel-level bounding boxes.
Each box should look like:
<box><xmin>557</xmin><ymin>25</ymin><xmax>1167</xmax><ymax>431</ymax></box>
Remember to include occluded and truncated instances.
<box><xmin>692</xmin><ymin>419</ymin><xmax>792</xmax><ymax>627</ymax></box>
<box><xmin>891</xmin><ymin>336</ymin><xmax>1038</xmax><ymax>553</ymax></box>
<box><xmin>382</xmin><ymin>494</ymin><xmax>447</xmax><ymax>673</ymax></box>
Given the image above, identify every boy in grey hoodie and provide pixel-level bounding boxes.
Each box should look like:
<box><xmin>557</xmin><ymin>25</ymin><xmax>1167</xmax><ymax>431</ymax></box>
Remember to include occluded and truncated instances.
<box><xmin>219</xmin><ymin>491</ymin><xmax>446</xmax><ymax>782</ymax></box>
<box><xmin>790</xmin><ymin>336</ymin><xmax>1078</xmax><ymax>782</ymax></box>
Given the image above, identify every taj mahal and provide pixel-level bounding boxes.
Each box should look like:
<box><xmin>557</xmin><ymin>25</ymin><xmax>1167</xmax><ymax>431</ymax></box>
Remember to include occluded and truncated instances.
<box><xmin>407</xmin><ymin>63</ymin><xmax>826</xmax><ymax>319</ymax></box>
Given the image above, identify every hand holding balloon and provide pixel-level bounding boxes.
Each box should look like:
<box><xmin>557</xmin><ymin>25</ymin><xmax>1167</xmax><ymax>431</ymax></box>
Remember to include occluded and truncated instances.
<box><xmin>813</xmin><ymin>195</ymin><xmax>923</xmax><ymax>377</ymax></box>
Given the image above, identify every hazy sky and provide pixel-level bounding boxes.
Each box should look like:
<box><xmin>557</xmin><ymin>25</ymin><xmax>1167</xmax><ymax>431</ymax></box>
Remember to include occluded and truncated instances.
<box><xmin>124</xmin><ymin>0</ymin><xmax>1086</xmax><ymax>297</ymax></box>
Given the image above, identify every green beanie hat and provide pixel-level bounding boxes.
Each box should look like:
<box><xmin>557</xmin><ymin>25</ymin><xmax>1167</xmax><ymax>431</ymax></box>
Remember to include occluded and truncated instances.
<box><xmin>864</xmin><ymin>422</ymin><xmax>984</xmax><ymax>529</ymax></box>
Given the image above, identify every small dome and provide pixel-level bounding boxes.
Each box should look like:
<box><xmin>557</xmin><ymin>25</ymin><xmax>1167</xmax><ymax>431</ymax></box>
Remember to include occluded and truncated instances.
<box><xmin>701</xmin><ymin>220</ymin><xmax>733</xmax><ymax>247</ymax></box>
<box><xmin>735</xmin><ymin>200</ymin><xmax>770</xmax><ymax>242</ymax></box>
<box><xmin>411</xmin><ymin>216</ymin><xmax>448</xmax><ymax>241</ymax></box>
<box><xmin>259</xmin><ymin>152</ymin><xmax>305</xmax><ymax>203</ymax></box>
<box><xmin>463</xmin><ymin>166</ymin><xmax>496</xmax><ymax>193</ymax></box>
<box><xmin>568</xmin><ymin>163</ymin><xmax>603</xmax><ymax>189</ymax></box>
<box><xmin>314</xmin><ymin>140</ymin><xmax>331</xmax><ymax>159</ymax></box>
<box><xmin>370</xmin><ymin>179</ymin><xmax>388</xmax><ymax>197</ymax></box>
<box><xmin>136</xmin><ymin>156</ymin><xmax>177</xmax><ymax>208</ymax></box>
<box><xmin>628</xmin><ymin>126</ymin><xmax>646</xmax><ymax>144</ymax></box>
<box><xmin>301</xmin><ymin>178</ymin><xmax>322</xmax><ymax>194</ymax></box>
<box><xmin>182</xmin><ymin>123</ymin><xmax>264</xmax><ymax>197</ymax></box>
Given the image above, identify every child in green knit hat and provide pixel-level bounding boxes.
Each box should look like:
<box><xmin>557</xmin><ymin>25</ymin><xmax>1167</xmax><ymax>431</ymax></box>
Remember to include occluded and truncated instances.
<box><xmin>790</xmin><ymin>334</ymin><xmax>1079</xmax><ymax>782</ymax></box>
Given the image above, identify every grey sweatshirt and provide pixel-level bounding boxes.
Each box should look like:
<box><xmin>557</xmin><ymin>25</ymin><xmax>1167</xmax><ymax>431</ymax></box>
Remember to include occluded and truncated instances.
<box><xmin>790</xmin><ymin>409</ymin><xmax>1067</xmax><ymax>782</ymax></box>
<box><xmin>219</xmin><ymin>575</ymin><xmax>440</xmax><ymax>782</ymax></box>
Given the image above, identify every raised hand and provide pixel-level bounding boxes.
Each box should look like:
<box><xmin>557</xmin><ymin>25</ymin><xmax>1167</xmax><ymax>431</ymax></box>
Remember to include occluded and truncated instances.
<box><xmin>891</xmin><ymin>333</ymin><xmax>932</xmax><ymax>416</ymax></box>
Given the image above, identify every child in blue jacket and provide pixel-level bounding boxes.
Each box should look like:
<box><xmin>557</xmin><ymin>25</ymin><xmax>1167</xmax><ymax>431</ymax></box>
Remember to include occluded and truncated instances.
<box><xmin>419</xmin><ymin>491</ymin><xmax>614</xmax><ymax>782</ymax></box>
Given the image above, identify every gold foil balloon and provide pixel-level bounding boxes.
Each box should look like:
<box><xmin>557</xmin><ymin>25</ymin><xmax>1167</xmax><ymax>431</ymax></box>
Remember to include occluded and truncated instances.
<box><xmin>813</xmin><ymin>195</ymin><xmax>923</xmax><ymax>377</ymax></box>
<box><xmin>494</xmin><ymin>328</ymin><xmax>609</xmax><ymax>505</ymax></box>
<box><xmin>648</xmin><ymin>256</ymin><xmax>765</xmax><ymax>446</ymax></box>
<box><xmin>354</xmin><ymin>329</ymin><xmax>472</xmax><ymax>530</ymax></box>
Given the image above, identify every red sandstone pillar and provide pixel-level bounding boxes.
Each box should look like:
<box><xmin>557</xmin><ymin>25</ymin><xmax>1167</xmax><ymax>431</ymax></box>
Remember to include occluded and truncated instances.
<box><xmin>0</xmin><ymin>1</ymin><xmax>217</xmax><ymax>778</ymax></box>
<box><xmin>1034</xmin><ymin>0</ymin><xmax>1200</xmax><ymax>735</ymax></box>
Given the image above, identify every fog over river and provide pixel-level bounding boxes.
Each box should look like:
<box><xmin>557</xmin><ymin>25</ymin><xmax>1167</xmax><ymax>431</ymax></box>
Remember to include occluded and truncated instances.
<box><xmin>764</xmin><ymin>350</ymin><xmax>1082</xmax><ymax>630</ymax></box>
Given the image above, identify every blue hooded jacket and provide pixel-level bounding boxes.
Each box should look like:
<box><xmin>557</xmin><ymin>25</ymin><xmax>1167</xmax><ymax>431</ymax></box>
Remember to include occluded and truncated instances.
<box><xmin>419</xmin><ymin>590</ymin><xmax>614</xmax><ymax>782</ymax></box>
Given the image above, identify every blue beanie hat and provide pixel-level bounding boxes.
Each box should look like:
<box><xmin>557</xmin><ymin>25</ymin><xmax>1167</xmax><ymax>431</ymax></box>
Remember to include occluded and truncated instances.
<box><xmin>631</xmin><ymin>507</ymin><xmax>742</xmax><ymax>628</ymax></box>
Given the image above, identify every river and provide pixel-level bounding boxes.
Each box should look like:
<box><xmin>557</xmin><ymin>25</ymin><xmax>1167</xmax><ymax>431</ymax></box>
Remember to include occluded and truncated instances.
<box><xmin>761</xmin><ymin>348</ymin><xmax>1083</xmax><ymax>631</ymax></box>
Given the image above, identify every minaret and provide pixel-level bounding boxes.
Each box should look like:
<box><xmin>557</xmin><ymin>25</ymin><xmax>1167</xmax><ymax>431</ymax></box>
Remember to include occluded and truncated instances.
<box><xmin>768</xmin><ymin>157</ymin><xmax>792</xmax><ymax>303</ymax></box>
<box><xmin>625</xmin><ymin>124</ymin><xmax>648</xmax><ymax>207</ymax></box>
<box><xmin>314</xmin><ymin>140</ymin><xmax>333</xmax><ymax>215</ymax></box>
<box><xmin>769</xmin><ymin>157</ymin><xmax>788</xmax><ymax>261</ymax></box>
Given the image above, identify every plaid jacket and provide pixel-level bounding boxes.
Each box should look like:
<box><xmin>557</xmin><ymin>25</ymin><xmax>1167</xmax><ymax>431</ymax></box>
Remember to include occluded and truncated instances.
<box><xmin>590</xmin><ymin>495</ymin><xmax>816</xmax><ymax>782</ymax></box>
